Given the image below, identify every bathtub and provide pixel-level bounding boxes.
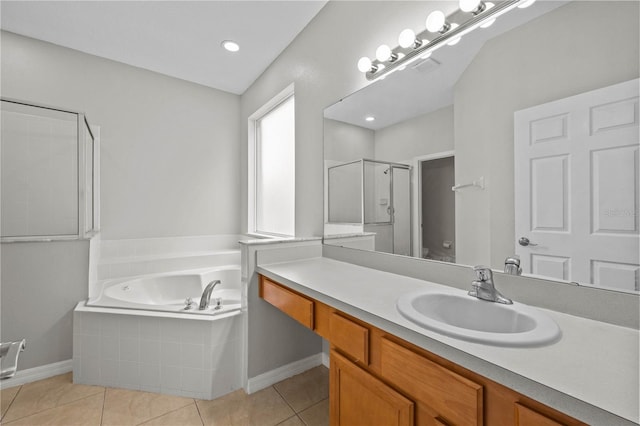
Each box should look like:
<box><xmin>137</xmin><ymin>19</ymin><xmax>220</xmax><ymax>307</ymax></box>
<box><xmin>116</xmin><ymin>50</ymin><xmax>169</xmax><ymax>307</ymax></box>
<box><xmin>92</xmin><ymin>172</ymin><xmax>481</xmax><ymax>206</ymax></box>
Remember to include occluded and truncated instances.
<box><xmin>87</xmin><ymin>267</ymin><xmax>241</xmax><ymax>316</ymax></box>
<box><xmin>75</xmin><ymin>265</ymin><xmax>243</xmax><ymax>399</ymax></box>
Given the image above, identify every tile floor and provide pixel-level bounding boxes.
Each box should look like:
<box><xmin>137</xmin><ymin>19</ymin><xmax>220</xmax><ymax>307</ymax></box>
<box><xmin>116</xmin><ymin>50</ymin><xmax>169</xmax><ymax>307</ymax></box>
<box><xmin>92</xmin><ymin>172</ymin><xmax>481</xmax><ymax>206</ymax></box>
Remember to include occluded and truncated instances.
<box><xmin>0</xmin><ymin>366</ymin><xmax>329</xmax><ymax>426</ymax></box>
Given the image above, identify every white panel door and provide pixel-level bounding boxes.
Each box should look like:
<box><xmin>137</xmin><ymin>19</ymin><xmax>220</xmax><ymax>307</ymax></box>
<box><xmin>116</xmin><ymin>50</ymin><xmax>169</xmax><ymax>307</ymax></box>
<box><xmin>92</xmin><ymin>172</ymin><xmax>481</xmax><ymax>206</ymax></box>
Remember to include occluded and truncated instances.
<box><xmin>515</xmin><ymin>79</ymin><xmax>639</xmax><ymax>291</ymax></box>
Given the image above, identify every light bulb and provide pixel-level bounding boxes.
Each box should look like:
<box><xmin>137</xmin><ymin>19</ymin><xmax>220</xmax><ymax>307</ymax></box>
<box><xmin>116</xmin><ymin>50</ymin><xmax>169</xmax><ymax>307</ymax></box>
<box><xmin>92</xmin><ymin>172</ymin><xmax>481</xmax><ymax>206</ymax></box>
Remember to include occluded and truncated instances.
<box><xmin>480</xmin><ymin>18</ymin><xmax>496</xmax><ymax>28</ymax></box>
<box><xmin>426</xmin><ymin>10</ymin><xmax>449</xmax><ymax>33</ymax></box>
<box><xmin>398</xmin><ymin>29</ymin><xmax>417</xmax><ymax>48</ymax></box>
<box><xmin>518</xmin><ymin>0</ymin><xmax>536</xmax><ymax>8</ymax></box>
<box><xmin>376</xmin><ymin>44</ymin><xmax>392</xmax><ymax>62</ymax></box>
<box><xmin>448</xmin><ymin>36</ymin><xmax>462</xmax><ymax>46</ymax></box>
<box><xmin>459</xmin><ymin>0</ymin><xmax>482</xmax><ymax>13</ymax></box>
<box><xmin>365</xmin><ymin>116</ymin><xmax>375</xmax><ymax>122</ymax></box>
<box><xmin>420</xmin><ymin>51</ymin><xmax>432</xmax><ymax>59</ymax></box>
<box><xmin>221</xmin><ymin>40</ymin><xmax>240</xmax><ymax>52</ymax></box>
<box><xmin>357</xmin><ymin>57</ymin><xmax>373</xmax><ymax>73</ymax></box>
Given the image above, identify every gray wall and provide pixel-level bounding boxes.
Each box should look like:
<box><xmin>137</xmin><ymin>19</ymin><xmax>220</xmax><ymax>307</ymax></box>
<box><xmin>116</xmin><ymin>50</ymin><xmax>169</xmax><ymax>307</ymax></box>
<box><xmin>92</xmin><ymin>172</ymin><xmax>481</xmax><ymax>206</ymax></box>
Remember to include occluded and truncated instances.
<box><xmin>324</xmin><ymin>118</ymin><xmax>374</xmax><ymax>162</ymax></box>
<box><xmin>374</xmin><ymin>105</ymin><xmax>454</xmax><ymax>163</ymax></box>
<box><xmin>240</xmin><ymin>1</ymin><xmax>441</xmax><ymax>238</ymax></box>
<box><xmin>1</xmin><ymin>31</ymin><xmax>241</xmax><ymax>240</ymax></box>
<box><xmin>1</xmin><ymin>241</ymin><xmax>88</xmax><ymax>369</ymax></box>
<box><xmin>454</xmin><ymin>1</ymin><xmax>640</xmax><ymax>267</ymax></box>
<box><xmin>1</xmin><ymin>32</ymin><xmax>241</xmax><ymax>369</ymax></box>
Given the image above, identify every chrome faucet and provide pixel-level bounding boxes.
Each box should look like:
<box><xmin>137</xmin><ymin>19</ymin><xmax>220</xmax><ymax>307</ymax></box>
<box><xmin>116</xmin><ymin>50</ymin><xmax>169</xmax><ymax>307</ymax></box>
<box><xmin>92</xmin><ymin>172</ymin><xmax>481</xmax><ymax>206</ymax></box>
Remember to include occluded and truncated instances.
<box><xmin>199</xmin><ymin>280</ymin><xmax>221</xmax><ymax>310</ymax></box>
<box><xmin>469</xmin><ymin>266</ymin><xmax>512</xmax><ymax>304</ymax></box>
<box><xmin>504</xmin><ymin>255</ymin><xmax>522</xmax><ymax>276</ymax></box>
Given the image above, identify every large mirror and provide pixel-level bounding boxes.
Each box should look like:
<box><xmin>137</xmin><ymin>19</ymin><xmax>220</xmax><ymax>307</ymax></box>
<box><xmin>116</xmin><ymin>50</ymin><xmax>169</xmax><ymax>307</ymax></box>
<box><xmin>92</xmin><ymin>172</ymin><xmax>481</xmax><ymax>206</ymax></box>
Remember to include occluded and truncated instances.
<box><xmin>323</xmin><ymin>0</ymin><xmax>640</xmax><ymax>294</ymax></box>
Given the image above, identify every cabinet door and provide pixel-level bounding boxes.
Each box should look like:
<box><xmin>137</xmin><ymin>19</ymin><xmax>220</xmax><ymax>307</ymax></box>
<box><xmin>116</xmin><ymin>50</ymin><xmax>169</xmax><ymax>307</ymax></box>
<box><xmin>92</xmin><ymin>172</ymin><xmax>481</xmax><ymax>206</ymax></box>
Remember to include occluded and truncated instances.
<box><xmin>515</xmin><ymin>403</ymin><xmax>565</xmax><ymax>426</ymax></box>
<box><xmin>331</xmin><ymin>350</ymin><xmax>414</xmax><ymax>426</ymax></box>
<box><xmin>380</xmin><ymin>338</ymin><xmax>482</xmax><ymax>425</ymax></box>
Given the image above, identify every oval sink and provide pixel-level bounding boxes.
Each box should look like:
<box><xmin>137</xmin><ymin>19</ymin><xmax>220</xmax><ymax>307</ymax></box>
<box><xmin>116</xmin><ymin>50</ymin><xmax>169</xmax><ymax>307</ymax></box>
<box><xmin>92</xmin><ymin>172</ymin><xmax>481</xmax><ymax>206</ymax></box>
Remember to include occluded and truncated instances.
<box><xmin>397</xmin><ymin>289</ymin><xmax>561</xmax><ymax>347</ymax></box>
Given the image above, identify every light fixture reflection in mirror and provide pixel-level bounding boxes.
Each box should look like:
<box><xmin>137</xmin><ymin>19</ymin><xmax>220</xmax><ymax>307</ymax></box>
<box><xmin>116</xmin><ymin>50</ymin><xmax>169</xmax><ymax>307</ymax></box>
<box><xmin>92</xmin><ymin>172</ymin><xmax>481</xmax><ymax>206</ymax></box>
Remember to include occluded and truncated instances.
<box><xmin>325</xmin><ymin>1</ymin><xmax>640</xmax><ymax>294</ymax></box>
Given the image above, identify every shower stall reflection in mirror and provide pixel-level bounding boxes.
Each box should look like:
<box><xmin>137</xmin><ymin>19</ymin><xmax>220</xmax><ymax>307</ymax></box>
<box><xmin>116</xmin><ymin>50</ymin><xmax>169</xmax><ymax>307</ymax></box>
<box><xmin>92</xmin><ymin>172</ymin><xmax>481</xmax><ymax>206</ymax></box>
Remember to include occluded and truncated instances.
<box><xmin>327</xmin><ymin>159</ymin><xmax>411</xmax><ymax>256</ymax></box>
<box><xmin>414</xmin><ymin>152</ymin><xmax>456</xmax><ymax>263</ymax></box>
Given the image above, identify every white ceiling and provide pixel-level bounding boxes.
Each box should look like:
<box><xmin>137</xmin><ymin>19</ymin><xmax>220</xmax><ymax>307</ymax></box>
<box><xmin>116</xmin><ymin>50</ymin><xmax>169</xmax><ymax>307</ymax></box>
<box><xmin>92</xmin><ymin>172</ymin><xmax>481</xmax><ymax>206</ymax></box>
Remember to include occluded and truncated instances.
<box><xmin>0</xmin><ymin>1</ymin><xmax>327</xmax><ymax>95</ymax></box>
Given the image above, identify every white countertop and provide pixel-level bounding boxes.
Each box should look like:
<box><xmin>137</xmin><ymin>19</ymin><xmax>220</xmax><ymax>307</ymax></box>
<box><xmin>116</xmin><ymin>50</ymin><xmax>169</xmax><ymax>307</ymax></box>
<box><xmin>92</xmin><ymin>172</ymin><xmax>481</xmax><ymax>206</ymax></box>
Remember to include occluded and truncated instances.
<box><xmin>256</xmin><ymin>257</ymin><xmax>639</xmax><ymax>425</ymax></box>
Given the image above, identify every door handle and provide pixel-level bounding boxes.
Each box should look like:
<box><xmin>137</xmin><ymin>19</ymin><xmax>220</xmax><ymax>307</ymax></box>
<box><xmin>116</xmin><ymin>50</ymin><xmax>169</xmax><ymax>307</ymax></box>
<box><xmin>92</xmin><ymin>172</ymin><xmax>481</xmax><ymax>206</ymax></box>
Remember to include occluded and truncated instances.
<box><xmin>518</xmin><ymin>237</ymin><xmax>538</xmax><ymax>247</ymax></box>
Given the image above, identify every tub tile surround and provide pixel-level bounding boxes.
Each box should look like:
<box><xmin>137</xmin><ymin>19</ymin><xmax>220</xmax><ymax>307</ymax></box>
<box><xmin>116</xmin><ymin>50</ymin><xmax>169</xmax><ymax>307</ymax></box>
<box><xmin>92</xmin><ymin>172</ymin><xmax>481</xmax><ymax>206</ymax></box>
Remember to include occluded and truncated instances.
<box><xmin>255</xmin><ymin>248</ymin><xmax>640</xmax><ymax>425</ymax></box>
<box><xmin>73</xmin><ymin>309</ymin><xmax>242</xmax><ymax>400</ymax></box>
<box><xmin>1</xmin><ymin>367</ymin><xmax>329</xmax><ymax>426</ymax></box>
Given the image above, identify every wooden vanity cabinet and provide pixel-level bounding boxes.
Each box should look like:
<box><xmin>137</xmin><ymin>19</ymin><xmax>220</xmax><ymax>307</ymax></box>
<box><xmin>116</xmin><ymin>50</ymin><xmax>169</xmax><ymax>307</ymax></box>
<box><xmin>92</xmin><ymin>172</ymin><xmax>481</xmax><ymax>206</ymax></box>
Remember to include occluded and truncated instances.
<box><xmin>515</xmin><ymin>403</ymin><xmax>566</xmax><ymax>426</ymax></box>
<box><xmin>260</xmin><ymin>276</ymin><xmax>314</xmax><ymax>329</ymax></box>
<box><xmin>258</xmin><ymin>275</ymin><xmax>587</xmax><ymax>426</ymax></box>
<box><xmin>331</xmin><ymin>349</ymin><xmax>414</xmax><ymax>426</ymax></box>
<box><xmin>380</xmin><ymin>337</ymin><xmax>482</xmax><ymax>425</ymax></box>
<box><xmin>329</xmin><ymin>313</ymin><xmax>369</xmax><ymax>365</ymax></box>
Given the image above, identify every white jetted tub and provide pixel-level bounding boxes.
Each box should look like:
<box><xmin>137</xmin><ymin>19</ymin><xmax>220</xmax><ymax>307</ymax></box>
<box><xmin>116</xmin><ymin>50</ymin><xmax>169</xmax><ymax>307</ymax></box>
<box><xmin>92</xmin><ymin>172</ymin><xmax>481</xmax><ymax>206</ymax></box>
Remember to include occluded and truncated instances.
<box><xmin>87</xmin><ymin>267</ymin><xmax>241</xmax><ymax>315</ymax></box>
<box><xmin>75</xmin><ymin>265</ymin><xmax>243</xmax><ymax>400</ymax></box>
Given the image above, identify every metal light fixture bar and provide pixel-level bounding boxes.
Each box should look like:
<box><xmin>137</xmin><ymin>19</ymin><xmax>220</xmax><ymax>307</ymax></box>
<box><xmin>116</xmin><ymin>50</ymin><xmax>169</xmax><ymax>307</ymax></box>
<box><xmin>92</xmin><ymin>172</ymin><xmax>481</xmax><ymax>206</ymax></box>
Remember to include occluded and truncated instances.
<box><xmin>365</xmin><ymin>0</ymin><xmax>522</xmax><ymax>81</ymax></box>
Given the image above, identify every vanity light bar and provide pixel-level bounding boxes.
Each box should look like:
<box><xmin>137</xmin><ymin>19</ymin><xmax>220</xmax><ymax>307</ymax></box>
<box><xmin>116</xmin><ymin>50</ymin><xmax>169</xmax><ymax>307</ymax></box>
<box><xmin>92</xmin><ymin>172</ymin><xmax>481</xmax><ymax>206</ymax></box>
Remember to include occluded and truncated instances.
<box><xmin>361</xmin><ymin>0</ymin><xmax>525</xmax><ymax>81</ymax></box>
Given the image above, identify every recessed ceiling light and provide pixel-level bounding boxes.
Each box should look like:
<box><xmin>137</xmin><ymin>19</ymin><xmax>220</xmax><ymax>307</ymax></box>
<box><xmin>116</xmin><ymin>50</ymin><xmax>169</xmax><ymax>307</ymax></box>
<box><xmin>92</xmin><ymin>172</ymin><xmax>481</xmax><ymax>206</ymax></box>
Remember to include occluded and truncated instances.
<box><xmin>222</xmin><ymin>40</ymin><xmax>240</xmax><ymax>52</ymax></box>
<box><xmin>365</xmin><ymin>116</ymin><xmax>375</xmax><ymax>122</ymax></box>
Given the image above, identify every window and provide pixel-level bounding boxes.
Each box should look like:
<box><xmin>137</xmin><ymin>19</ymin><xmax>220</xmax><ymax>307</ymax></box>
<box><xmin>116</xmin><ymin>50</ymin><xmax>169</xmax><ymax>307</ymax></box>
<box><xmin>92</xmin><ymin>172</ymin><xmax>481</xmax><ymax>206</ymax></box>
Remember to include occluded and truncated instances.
<box><xmin>249</xmin><ymin>86</ymin><xmax>295</xmax><ymax>237</ymax></box>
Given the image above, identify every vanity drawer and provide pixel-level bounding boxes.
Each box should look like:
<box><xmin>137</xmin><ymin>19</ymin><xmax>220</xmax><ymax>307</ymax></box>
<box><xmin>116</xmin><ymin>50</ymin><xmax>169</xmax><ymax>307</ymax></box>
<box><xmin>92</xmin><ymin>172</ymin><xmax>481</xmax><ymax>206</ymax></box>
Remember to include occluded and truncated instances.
<box><xmin>330</xmin><ymin>312</ymin><xmax>369</xmax><ymax>364</ymax></box>
<box><xmin>515</xmin><ymin>403</ymin><xmax>565</xmax><ymax>426</ymax></box>
<box><xmin>259</xmin><ymin>276</ymin><xmax>314</xmax><ymax>329</ymax></box>
<box><xmin>380</xmin><ymin>337</ymin><xmax>482</xmax><ymax>426</ymax></box>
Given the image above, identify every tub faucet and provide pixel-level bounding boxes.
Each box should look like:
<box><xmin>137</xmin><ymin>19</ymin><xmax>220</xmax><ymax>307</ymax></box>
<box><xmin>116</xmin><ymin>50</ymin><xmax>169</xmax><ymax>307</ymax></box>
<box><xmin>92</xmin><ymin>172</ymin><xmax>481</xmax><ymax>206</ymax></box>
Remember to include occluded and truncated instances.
<box><xmin>199</xmin><ymin>280</ymin><xmax>221</xmax><ymax>310</ymax></box>
<box><xmin>468</xmin><ymin>266</ymin><xmax>512</xmax><ymax>304</ymax></box>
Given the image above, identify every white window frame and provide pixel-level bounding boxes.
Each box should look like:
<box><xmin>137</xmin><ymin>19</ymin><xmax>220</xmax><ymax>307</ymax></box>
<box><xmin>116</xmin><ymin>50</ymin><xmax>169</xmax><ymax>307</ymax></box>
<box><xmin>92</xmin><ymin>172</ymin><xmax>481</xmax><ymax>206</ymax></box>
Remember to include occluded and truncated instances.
<box><xmin>248</xmin><ymin>84</ymin><xmax>295</xmax><ymax>237</ymax></box>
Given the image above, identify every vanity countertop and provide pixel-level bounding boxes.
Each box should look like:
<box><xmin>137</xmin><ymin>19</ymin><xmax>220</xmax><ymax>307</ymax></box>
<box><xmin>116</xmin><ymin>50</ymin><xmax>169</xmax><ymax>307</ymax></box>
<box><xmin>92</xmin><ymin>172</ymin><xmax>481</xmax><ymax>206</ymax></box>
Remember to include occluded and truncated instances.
<box><xmin>256</xmin><ymin>256</ymin><xmax>639</xmax><ymax>425</ymax></box>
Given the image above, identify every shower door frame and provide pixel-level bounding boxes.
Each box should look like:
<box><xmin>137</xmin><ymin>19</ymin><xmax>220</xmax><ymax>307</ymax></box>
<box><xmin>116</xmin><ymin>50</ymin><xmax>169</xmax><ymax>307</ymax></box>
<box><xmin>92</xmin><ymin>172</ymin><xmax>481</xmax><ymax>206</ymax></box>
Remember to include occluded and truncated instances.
<box><xmin>327</xmin><ymin>158</ymin><xmax>412</xmax><ymax>256</ymax></box>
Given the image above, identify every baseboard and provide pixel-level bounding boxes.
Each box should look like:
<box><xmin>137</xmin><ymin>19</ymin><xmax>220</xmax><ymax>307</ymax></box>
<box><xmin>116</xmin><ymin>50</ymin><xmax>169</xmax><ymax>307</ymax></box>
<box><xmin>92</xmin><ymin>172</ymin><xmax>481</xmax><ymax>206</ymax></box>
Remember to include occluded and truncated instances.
<box><xmin>246</xmin><ymin>353</ymin><xmax>322</xmax><ymax>394</ymax></box>
<box><xmin>0</xmin><ymin>359</ymin><xmax>72</xmax><ymax>389</ymax></box>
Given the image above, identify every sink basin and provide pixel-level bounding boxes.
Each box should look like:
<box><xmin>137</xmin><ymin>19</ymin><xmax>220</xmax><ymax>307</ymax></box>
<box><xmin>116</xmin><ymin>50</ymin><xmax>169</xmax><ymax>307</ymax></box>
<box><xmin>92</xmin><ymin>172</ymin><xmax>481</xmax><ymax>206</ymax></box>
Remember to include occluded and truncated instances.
<box><xmin>396</xmin><ymin>288</ymin><xmax>561</xmax><ymax>347</ymax></box>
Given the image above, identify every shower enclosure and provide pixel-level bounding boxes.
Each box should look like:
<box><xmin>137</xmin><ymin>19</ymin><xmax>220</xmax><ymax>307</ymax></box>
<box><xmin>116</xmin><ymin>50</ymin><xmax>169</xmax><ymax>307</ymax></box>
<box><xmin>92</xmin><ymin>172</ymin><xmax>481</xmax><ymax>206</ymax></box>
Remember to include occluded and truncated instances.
<box><xmin>1</xmin><ymin>99</ymin><xmax>99</xmax><ymax>241</ymax></box>
<box><xmin>327</xmin><ymin>159</ymin><xmax>411</xmax><ymax>256</ymax></box>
